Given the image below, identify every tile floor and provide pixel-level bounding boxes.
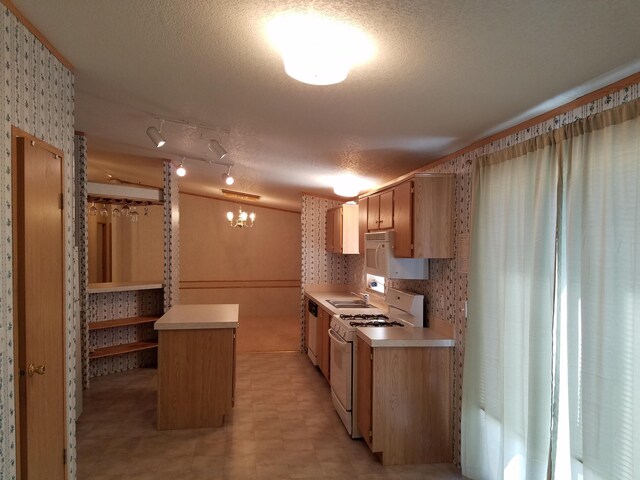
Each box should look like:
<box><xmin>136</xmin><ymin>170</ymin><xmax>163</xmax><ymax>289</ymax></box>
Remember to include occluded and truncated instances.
<box><xmin>77</xmin><ymin>352</ymin><xmax>463</xmax><ymax>480</ymax></box>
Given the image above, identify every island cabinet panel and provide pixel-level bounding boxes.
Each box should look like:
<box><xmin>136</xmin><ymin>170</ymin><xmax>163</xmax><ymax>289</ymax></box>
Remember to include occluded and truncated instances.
<box><xmin>157</xmin><ymin>328</ymin><xmax>236</xmax><ymax>430</ymax></box>
<box><xmin>356</xmin><ymin>337</ymin><xmax>453</xmax><ymax>466</ymax></box>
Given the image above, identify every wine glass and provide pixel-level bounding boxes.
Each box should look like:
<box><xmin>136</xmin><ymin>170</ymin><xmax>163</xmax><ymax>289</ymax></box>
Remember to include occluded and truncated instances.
<box><xmin>122</xmin><ymin>204</ymin><xmax>131</xmax><ymax>217</ymax></box>
<box><xmin>112</xmin><ymin>206</ymin><xmax>121</xmax><ymax>217</ymax></box>
<box><xmin>99</xmin><ymin>204</ymin><xmax>109</xmax><ymax>217</ymax></box>
<box><xmin>89</xmin><ymin>202</ymin><xmax>97</xmax><ymax>216</ymax></box>
<box><xmin>130</xmin><ymin>207</ymin><xmax>139</xmax><ymax>223</ymax></box>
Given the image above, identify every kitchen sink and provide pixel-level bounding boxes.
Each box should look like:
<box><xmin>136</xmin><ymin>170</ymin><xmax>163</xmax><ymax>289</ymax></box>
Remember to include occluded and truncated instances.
<box><xmin>326</xmin><ymin>299</ymin><xmax>375</xmax><ymax>309</ymax></box>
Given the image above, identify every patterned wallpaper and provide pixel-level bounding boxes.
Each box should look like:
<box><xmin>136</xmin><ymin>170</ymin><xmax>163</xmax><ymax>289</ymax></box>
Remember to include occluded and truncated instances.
<box><xmin>163</xmin><ymin>161</ymin><xmax>180</xmax><ymax>310</ymax></box>
<box><xmin>74</xmin><ymin>134</ymin><xmax>90</xmax><ymax>389</ymax></box>
<box><xmin>300</xmin><ymin>195</ymin><xmax>356</xmax><ymax>350</ymax></box>
<box><xmin>0</xmin><ymin>6</ymin><xmax>76</xmax><ymax>479</ymax></box>
<box><xmin>369</xmin><ymin>80</ymin><xmax>640</xmax><ymax>465</ymax></box>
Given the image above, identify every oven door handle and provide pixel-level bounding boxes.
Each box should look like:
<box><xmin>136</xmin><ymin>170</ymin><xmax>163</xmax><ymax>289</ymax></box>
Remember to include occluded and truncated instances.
<box><xmin>328</xmin><ymin>328</ymin><xmax>348</xmax><ymax>346</ymax></box>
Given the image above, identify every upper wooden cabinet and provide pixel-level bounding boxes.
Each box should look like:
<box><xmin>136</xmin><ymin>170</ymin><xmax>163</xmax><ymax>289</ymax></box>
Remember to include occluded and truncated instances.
<box><xmin>393</xmin><ymin>174</ymin><xmax>454</xmax><ymax>258</ymax></box>
<box><xmin>367</xmin><ymin>190</ymin><xmax>393</xmax><ymax>231</ymax></box>
<box><xmin>326</xmin><ymin>204</ymin><xmax>359</xmax><ymax>254</ymax></box>
<box><xmin>360</xmin><ymin>173</ymin><xmax>455</xmax><ymax>259</ymax></box>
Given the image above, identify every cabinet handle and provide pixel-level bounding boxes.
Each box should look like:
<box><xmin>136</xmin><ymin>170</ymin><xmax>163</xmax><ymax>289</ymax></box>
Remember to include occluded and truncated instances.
<box><xmin>28</xmin><ymin>363</ymin><xmax>46</xmax><ymax>376</ymax></box>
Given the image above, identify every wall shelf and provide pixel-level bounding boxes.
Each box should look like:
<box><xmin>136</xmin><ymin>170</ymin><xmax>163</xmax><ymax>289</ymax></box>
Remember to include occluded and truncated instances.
<box><xmin>89</xmin><ymin>341</ymin><xmax>158</xmax><ymax>359</ymax></box>
<box><xmin>89</xmin><ymin>315</ymin><xmax>161</xmax><ymax>331</ymax></box>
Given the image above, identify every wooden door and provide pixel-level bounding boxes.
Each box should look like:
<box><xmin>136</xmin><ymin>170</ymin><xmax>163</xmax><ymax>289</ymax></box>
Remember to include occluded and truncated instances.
<box><xmin>318</xmin><ymin>308</ymin><xmax>331</xmax><ymax>381</ymax></box>
<box><xmin>392</xmin><ymin>180</ymin><xmax>413</xmax><ymax>258</ymax></box>
<box><xmin>367</xmin><ymin>194</ymin><xmax>380</xmax><ymax>230</ymax></box>
<box><xmin>325</xmin><ymin>208</ymin><xmax>335</xmax><ymax>252</ymax></box>
<box><xmin>13</xmin><ymin>133</ymin><xmax>66</xmax><ymax>480</ymax></box>
<box><xmin>358</xmin><ymin>197</ymin><xmax>368</xmax><ymax>254</ymax></box>
<box><xmin>378</xmin><ymin>190</ymin><xmax>394</xmax><ymax>230</ymax></box>
<box><xmin>356</xmin><ymin>337</ymin><xmax>373</xmax><ymax>449</ymax></box>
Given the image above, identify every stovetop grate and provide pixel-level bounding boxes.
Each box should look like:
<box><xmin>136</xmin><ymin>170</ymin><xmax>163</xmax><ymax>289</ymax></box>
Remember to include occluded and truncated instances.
<box><xmin>348</xmin><ymin>320</ymin><xmax>405</xmax><ymax>328</ymax></box>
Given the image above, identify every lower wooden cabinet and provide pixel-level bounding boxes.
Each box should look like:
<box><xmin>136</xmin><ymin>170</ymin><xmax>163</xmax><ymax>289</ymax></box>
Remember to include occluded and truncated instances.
<box><xmin>356</xmin><ymin>337</ymin><xmax>453</xmax><ymax>465</ymax></box>
<box><xmin>318</xmin><ymin>307</ymin><xmax>332</xmax><ymax>381</ymax></box>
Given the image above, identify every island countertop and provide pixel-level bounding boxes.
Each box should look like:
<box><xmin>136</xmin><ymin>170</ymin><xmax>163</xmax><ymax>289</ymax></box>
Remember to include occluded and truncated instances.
<box><xmin>154</xmin><ymin>304</ymin><xmax>239</xmax><ymax>330</ymax></box>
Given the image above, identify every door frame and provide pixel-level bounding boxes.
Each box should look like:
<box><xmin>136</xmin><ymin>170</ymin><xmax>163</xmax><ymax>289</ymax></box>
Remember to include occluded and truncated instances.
<box><xmin>11</xmin><ymin>126</ymin><xmax>68</xmax><ymax>479</ymax></box>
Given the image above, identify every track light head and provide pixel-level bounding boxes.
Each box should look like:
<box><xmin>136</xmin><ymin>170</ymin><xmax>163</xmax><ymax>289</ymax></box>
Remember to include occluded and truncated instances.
<box><xmin>222</xmin><ymin>165</ymin><xmax>234</xmax><ymax>185</ymax></box>
<box><xmin>209</xmin><ymin>140</ymin><xmax>227</xmax><ymax>160</ymax></box>
<box><xmin>146</xmin><ymin>126</ymin><xmax>166</xmax><ymax>148</ymax></box>
<box><xmin>176</xmin><ymin>161</ymin><xmax>186</xmax><ymax>177</ymax></box>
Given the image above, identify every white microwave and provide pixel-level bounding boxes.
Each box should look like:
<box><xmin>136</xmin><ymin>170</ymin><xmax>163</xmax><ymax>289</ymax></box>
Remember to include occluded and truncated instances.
<box><xmin>364</xmin><ymin>231</ymin><xmax>429</xmax><ymax>279</ymax></box>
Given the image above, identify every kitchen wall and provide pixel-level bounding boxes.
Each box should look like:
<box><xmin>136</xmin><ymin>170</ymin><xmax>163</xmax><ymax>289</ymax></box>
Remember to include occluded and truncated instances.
<box><xmin>299</xmin><ymin>195</ymin><xmax>364</xmax><ymax>350</ymax></box>
<box><xmin>353</xmin><ymin>80</ymin><xmax>640</xmax><ymax>465</ymax></box>
<box><xmin>0</xmin><ymin>5</ymin><xmax>77</xmax><ymax>478</ymax></box>
<box><xmin>179</xmin><ymin>193</ymin><xmax>301</xmax><ymax>352</ymax></box>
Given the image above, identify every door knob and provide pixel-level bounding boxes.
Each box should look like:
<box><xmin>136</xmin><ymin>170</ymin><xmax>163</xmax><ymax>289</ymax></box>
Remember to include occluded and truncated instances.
<box><xmin>27</xmin><ymin>363</ymin><xmax>46</xmax><ymax>376</ymax></box>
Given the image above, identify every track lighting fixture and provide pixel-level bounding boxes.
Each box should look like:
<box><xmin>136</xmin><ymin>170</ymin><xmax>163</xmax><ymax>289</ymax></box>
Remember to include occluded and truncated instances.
<box><xmin>221</xmin><ymin>165</ymin><xmax>234</xmax><ymax>185</ymax></box>
<box><xmin>209</xmin><ymin>139</ymin><xmax>227</xmax><ymax>161</ymax></box>
<box><xmin>146</xmin><ymin>120</ymin><xmax>166</xmax><ymax>148</ymax></box>
<box><xmin>176</xmin><ymin>159</ymin><xmax>186</xmax><ymax>177</ymax></box>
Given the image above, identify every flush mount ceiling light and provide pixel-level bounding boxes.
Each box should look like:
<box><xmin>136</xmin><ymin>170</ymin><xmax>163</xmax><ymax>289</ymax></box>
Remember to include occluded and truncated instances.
<box><xmin>221</xmin><ymin>165</ymin><xmax>235</xmax><ymax>185</ymax></box>
<box><xmin>266</xmin><ymin>12</ymin><xmax>375</xmax><ymax>86</ymax></box>
<box><xmin>146</xmin><ymin>120</ymin><xmax>166</xmax><ymax>148</ymax></box>
<box><xmin>209</xmin><ymin>139</ymin><xmax>227</xmax><ymax>161</ymax></box>
<box><xmin>333</xmin><ymin>173</ymin><xmax>363</xmax><ymax>197</ymax></box>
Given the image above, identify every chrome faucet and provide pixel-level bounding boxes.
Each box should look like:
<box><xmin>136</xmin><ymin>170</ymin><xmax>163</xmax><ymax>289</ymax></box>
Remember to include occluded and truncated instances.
<box><xmin>350</xmin><ymin>291</ymin><xmax>370</xmax><ymax>305</ymax></box>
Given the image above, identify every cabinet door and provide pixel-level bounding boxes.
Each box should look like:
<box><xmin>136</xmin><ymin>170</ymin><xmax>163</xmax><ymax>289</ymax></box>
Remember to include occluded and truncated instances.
<box><xmin>393</xmin><ymin>180</ymin><xmax>413</xmax><ymax>257</ymax></box>
<box><xmin>378</xmin><ymin>190</ymin><xmax>394</xmax><ymax>229</ymax></box>
<box><xmin>367</xmin><ymin>194</ymin><xmax>380</xmax><ymax>230</ymax></box>
<box><xmin>319</xmin><ymin>308</ymin><xmax>331</xmax><ymax>381</ymax></box>
<box><xmin>325</xmin><ymin>208</ymin><xmax>335</xmax><ymax>252</ymax></box>
<box><xmin>413</xmin><ymin>175</ymin><xmax>455</xmax><ymax>258</ymax></box>
<box><xmin>332</xmin><ymin>208</ymin><xmax>342</xmax><ymax>253</ymax></box>
<box><xmin>358</xmin><ymin>198</ymin><xmax>368</xmax><ymax>254</ymax></box>
<box><xmin>357</xmin><ymin>337</ymin><xmax>373</xmax><ymax>449</ymax></box>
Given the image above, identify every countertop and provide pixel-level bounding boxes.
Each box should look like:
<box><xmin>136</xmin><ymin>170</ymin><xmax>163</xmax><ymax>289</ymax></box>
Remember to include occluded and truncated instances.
<box><xmin>356</xmin><ymin>327</ymin><xmax>455</xmax><ymax>348</ymax></box>
<box><xmin>154</xmin><ymin>304</ymin><xmax>239</xmax><ymax>330</ymax></box>
<box><xmin>304</xmin><ymin>289</ymin><xmax>387</xmax><ymax>316</ymax></box>
<box><xmin>88</xmin><ymin>281</ymin><xmax>163</xmax><ymax>293</ymax></box>
<box><xmin>305</xmin><ymin>285</ymin><xmax>455</xmax><ymax>348</ymax></box>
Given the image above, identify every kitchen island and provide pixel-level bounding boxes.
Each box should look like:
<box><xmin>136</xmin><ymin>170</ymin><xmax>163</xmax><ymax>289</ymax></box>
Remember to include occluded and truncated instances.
<box><xmin>154</xmin><ymin>304</ymin><xmax>239</xmax><ymax>430</ymax></box>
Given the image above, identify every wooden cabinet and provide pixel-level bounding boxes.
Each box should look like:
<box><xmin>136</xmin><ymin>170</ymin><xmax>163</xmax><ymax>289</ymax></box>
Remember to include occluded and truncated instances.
<box><xmin>358</xmin><ymin>197</ymin><xmax>368</xmax><ymax>254</ymax></box>
<box><xmin>326</xmin><ymin>204</ymin><xmax>359</xmax><ymax>254</ymax></box>
<box><xmin>393</xmin><ymin>174</ymin><xmax>455</xmax><ymax>258</ymax></box>
<box><xmin>359</xmin><ymin>174</ymin><xmax>454</xmax><ymax>258</ymax></box>
<box><xmin>367</xmin><ymin>190</ymin><xmax>393</xmax><ymax>231</ymax></box>
<box><xmin>356</xmin><ymin>337</ymin><xmax>453</xmax><ymax>466</ymax></box>
<box><xmin>317</xmin><ymin>307</ymin><xmax>332</xmax><ymax>381</ymax></box>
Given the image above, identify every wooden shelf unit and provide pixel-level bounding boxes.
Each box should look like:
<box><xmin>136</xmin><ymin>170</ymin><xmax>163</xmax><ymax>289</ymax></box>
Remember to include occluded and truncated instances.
<box><xmin>89</xmin><ymin>315</ymin><xmax>160</xmax><ymax>331</ymax></box>
<box><xmin>89</xmin><ymin>341</ymin><xmax>158</xmax><ymax>359</ymax></box>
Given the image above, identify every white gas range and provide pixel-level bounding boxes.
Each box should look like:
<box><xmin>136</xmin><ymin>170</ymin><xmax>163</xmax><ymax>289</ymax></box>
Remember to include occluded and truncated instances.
<box><xmin>328</xmin><ymin>288</ymin><xmax>424</xmax><ymax>438</ymax></box>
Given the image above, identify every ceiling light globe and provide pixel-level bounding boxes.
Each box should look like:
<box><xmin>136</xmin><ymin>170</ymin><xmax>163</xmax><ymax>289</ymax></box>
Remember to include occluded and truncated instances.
<box><xmin>176</xmin><ymin>165</ymin><xmax>186</xmax><ymax>177</ymax></box>
<box><xmin>223</xmin><ymin>174</ymin><xmax>235</xmax><ymax>185</ymax></box>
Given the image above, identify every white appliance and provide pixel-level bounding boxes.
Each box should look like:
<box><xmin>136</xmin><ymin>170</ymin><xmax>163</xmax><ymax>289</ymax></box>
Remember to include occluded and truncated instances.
<box><xmin>329</xmin><ymin>288</ymin><xmax>424</xmax><ymax>438</ymax></box>
<box><xmin>307</xmin><ymin>299</ymin><xmax>319</xmax><ymax>365</ymax></box>
<box><xmin>364</xmin><ymin>231</ymin><xmax>429</xmax><ymax>279</ymax></box>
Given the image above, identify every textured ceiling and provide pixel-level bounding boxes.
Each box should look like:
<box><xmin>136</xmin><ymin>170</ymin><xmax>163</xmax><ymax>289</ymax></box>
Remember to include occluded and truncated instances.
<box><xmin>12</xmin><ymin>0</ymin><xmax>640</xmax><ymax>210</ymax></box>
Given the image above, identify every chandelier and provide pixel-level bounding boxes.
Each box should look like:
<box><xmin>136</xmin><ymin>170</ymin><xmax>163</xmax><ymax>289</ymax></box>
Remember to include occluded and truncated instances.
<box><xmin>226</xmin><ymin>207</ymin><xmax>256</xmax><ymax>228</ymax></box>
